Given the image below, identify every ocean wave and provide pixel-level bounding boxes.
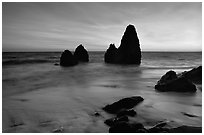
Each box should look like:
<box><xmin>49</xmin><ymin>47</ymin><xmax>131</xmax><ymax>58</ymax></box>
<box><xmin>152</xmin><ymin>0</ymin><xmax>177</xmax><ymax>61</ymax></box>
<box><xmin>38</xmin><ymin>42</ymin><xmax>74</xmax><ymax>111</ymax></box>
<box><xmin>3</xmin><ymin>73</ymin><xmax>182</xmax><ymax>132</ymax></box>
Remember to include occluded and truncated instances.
<box><xmin>2</xmin><ymin>59</ymin><xmax>53</xmax><ymax>65</ymax></box>
<box><xmin>141</xmin><ymin>65</ymin><xmax>198</xmax><ymax>70</ymax></box>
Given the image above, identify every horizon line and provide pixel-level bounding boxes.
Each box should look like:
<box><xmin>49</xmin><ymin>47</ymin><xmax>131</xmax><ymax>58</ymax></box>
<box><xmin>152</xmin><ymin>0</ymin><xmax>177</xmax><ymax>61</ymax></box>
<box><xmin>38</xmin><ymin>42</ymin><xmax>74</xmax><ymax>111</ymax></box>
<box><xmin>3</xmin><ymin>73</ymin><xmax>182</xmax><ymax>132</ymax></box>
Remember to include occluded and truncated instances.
<box><xmin>2</xmin><ymin>51</ymin><xmax>202</xmax><ymax>53</ymax></box>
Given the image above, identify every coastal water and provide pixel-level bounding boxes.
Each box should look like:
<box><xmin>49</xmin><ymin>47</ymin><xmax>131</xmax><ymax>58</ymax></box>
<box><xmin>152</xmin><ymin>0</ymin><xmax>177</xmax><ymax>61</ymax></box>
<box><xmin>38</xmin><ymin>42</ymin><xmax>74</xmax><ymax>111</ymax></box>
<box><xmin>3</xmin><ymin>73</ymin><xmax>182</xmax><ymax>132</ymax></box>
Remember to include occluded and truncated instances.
<box><xmin>2</xmin><ymin>52</ymin><xmax>202</xmax><ymax>132</ymax></box>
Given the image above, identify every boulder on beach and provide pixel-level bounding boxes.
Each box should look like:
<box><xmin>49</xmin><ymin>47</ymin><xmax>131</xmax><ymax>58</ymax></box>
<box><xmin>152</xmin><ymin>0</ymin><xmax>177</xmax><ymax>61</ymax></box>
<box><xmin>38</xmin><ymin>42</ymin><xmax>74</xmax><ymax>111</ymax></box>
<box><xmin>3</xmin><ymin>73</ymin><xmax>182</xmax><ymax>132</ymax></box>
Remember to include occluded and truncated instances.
<box><xmin>60</xmin><ymin>50</ymin><xmax>78</xmax><ymax>67</ymax></box>
<box><xmin>149</xmin><ymin>125</ymin><xmax>202</xmax><ymax>133</ymax></box>
<box><xmin>157</xmin><ymin>70</ymin><xmax>178</xmax><ymax>84</ymax></box>
<box><xmin>104</xmin><ymin>24</ymin><xmax>141</xmax><ymax>64</ymax></box>
<box><xmin>109</xmin><ymin>121</ymin><xmax>145</xmax><ymax>133</ymax></box>
<box><xmin>155</xmin><ymin>70</ymin><xmax>197</xmax><ymax>92</ymax></box>
<box><xmin>116</xmin><ymin>109</ymin><xmax>137</xmax><ymax>117</ymax></box>
<box><xmin>180</xmin><ymin>66</ymin><xmax>202</xmax><ymax>84</ymax></box>
<box><xmin>169</xmin><ymin>125</ymin><xmax>202</xmax><ymax>133</ymax></box>
<box><xmin>102</xmin><ymin>96</ymin><xmax>144</xmax><ymax>113</ymax></box>
<box><xmin>74</xmin><ymin>44</ymin><xmax>89</xmax><ymax>62</ymax></box>
<box><xmin>104</xmin><ymin>116</ymin><xmax>129</xmax><ymax>127</ymax></box>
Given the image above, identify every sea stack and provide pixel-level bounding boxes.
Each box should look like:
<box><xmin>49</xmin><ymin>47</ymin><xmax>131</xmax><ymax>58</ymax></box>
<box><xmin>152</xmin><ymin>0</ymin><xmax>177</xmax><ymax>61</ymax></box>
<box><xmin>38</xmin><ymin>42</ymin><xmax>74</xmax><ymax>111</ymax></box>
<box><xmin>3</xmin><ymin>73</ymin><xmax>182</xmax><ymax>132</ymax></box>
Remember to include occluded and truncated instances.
<box><xmin>74</xmin><ymin>44</ymin><xmax>89</xmax><ymax>62</ymax></box>
<box><xmin>104</xmin><ymin>44</ymin><xmax>118</xmax><ymax>63</ymax></box>
<box><xmin>60</xmin><ymin>50</ymin><xmax>78</xmax><ymax>67</ymax></box>
<box><xmin>104</xmin><ymin>24</ymin><xmax>141</xmax><ymax>64</ymax></box>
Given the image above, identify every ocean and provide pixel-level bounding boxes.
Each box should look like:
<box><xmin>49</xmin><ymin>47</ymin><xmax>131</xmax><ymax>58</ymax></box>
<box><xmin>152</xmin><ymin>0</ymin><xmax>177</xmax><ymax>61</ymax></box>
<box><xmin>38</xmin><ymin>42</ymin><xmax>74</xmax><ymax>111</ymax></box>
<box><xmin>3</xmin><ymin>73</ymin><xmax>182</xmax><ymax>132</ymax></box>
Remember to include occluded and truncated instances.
<box><xmin>2</xmin><ymin>52</ymin><xmax>202</xmax><ymax>132</ymax></box>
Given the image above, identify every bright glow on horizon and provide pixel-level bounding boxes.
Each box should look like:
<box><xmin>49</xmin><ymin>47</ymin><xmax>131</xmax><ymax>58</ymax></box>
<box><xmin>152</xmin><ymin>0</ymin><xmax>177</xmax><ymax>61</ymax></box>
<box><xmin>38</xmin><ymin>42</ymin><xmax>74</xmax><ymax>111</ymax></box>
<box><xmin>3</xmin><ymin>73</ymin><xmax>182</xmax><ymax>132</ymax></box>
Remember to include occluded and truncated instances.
<box><xmin>2</xmin><ymin>2</ymin><xmax>202</xmax><ymax>52</ymax></box>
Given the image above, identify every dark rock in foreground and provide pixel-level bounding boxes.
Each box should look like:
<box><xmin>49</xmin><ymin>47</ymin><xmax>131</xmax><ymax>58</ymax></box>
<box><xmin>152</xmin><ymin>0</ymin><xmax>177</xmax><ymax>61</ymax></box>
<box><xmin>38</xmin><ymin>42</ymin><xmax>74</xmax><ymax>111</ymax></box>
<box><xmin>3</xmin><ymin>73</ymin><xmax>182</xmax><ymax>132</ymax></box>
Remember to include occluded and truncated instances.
<box><xmin>60</xmin><ymin>50</ymin><xmax>78</xmax><ymax>67</ymax></box>
<box><xmin>104</xmin><ymin>116</ymin><xmax>129</xmax><ymax>127</ymax></box>
<box><xmin>108</xmin><ymin>121</ymin><xmax>201</xmax><ymax>133</ymax></box>
<box><xmin>74</xmin><ymin>44</ymin><xmax>89</xmax><ymax>62</ymax></box>
<box><xmin>117</xmin><ymin>109</ymin><xmax>137</xmax><ymax>117</ymax></box>
<box><xmin>149</xmin><ymin>125</ymin><xmax>202</xmax><ymax>133</ymax></box>
<box><xmin>103</xmin><ymin>96</ymin><xmax>144</xmax><ymax>113</ymax></box>
<box><xmin>155</xmin><ymin>70</ymin><xmax>196</xmax><ymax>92</ymax></box>
<box><xmin>157</xmin><ymin>70</ymin><xmax>178</xmax><ymax>85</ymax></box>
<box><xmin>180</xmin><ymin>66</ymin><xmax>202</xmax><ymax>84</ymax></box>
<box><xmin>169</xmin><ymin>125</ymin><xmax>202</xmax><ymax>133</ymax></box>
<box><xmin>104</xmin><ymin>24</ymin><xmax>141</xmax><ymax>64</ymax></box>
<box><xmin>109</xmin><ymin>122</ymin><xmax>145</xmax><ymax>133</ymax></box>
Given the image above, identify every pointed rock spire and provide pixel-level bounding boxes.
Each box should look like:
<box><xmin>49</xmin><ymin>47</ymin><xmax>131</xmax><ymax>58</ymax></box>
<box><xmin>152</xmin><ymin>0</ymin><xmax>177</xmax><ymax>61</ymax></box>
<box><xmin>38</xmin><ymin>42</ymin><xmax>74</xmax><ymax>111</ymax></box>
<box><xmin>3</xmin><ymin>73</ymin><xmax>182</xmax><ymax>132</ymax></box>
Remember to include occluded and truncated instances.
<box><xmin>104</xmin><ymin>24</ymin><xmax>141</xmax><ymax>64</ymax></box>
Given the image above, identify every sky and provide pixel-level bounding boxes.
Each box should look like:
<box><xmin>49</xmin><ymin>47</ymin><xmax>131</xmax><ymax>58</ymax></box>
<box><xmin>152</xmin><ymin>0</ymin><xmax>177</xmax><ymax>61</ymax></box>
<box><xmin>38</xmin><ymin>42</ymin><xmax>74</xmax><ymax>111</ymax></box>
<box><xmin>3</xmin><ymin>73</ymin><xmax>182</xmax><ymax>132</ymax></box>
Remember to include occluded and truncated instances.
<box><xmin>2</xmin><ymin>2</ymin><xmax>202</xmax><ymax>52</ymax></box>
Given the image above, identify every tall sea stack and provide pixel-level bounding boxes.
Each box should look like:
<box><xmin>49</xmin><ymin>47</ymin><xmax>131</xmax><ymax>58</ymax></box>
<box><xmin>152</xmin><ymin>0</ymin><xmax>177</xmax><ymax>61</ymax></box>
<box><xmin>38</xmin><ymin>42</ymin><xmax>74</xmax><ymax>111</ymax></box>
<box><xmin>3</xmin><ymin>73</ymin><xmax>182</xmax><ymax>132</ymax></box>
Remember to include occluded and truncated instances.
<box><xmin>74</xmin><ymin>44</ymin><xmax>89</xmax><ymax>62</ymax></box>
<box><xmin>104</xmin><ymin>24</ymin><xmax>141</xmax><ymax>64</ymax></box>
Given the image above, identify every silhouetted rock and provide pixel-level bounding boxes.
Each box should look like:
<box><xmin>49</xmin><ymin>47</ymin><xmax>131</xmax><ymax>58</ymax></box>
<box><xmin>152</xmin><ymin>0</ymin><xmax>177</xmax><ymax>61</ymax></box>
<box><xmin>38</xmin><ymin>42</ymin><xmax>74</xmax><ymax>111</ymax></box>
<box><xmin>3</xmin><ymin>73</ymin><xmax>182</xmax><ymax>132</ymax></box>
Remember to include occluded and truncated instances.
<box><xmin>155</xmin><ymin>70</ymin><xmax>196</xmax><ymax>92</ymax></box>
<box><xmin>104</xmin><ymin>44</ymin><xmax>118</xmax><ymax>63</ymax></box>
<box><xmin>148</xmin><ymin>127</ymin><xmax>169</xmax><ymax>133</ymax></box>
<box><xmin>157</xmin><ymin>70</ymin><xmax>178</xmax><ymax>85</ymax></box>
<box><xmin>104</xmin><ymin>116</ymin><xmax>129</xmax><ymax>127</ymax></box>
<box><xmin>104</xmin><ymin>24</ymin><xmax>141</xmax><ymax>64</ymax></box>
<box><xmin>147</xmin><ymin>125</ymin><xmax>202</xmax><ymax>133</ymax></box>
<box><xmin>116</xmin><ymin>109</ymin><xmax>137</xmax><ymax>117</ymax></box>
<box><xmin>74</xmin><ymin>44</ymin><xmax>89</xmax><ymax>62</ymax></box>
<box><xmin>109</xmin><ymin>122</ymin><xmax>135</xmax><ymax>133</ymax></box>
<box><xmin>103</xmin><ymin>96</ymin><xmax>144</xmax><ymax>113</ymax></box>
<box><xmin>130</xmin><ymin>122</ymin><xmax>145</xmax><ymax>130</ymax></box>
<box><xmin>60</xmin><ymin>50</ymin><xmax>78</xmax><ymax>67</ymax></box>
<box><xmin>180</xmin><ymin>66</ymin><xmax>202</xmax><ymax>84</ymax></box>
<box><xmin>94</xmin><ymin>112</ymin><xmax>100</xmax><ymax>117</ymax></box>
<box><xmin>169</xmin><ymin>125</ymin><xmax>202</xmax><ymax>133</ymax></box>
<box><xmin>109</xmin><ymin>121</ymin><xmax>145</xmax><ymax>133</ymax></box>
<box><xmin>137</xmin><ymin>128</ymin><xmax>149</xmax><ymax>133</ymax></box>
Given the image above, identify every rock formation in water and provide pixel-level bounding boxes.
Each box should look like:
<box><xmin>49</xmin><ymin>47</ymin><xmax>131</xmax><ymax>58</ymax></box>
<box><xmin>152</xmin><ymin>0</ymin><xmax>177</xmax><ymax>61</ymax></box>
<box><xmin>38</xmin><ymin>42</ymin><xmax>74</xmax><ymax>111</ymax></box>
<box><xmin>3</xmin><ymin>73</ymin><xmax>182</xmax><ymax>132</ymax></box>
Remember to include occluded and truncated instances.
<box><xmin>180</xmin><ymin>66</ymin><xmax>202</xmax><ymax>84</ymax></box>
<box><xmin>74</xmin><ymin>44</ymin><xmax>89</xmax><ymax>62</ymax></box>
<box><xmin>104</xmin><ymin>24</ymin><xmax>141</xmax><ymax>64</ymax></box>
<box><xmin>60</xmin><ymin>50</ymin><xmax>78</xmax><ymax>67</ymax></box>
<box><xmin>104</xmin><ymin>44</ymin><xmax>118</xmax><ymax>63</ymax></box>
<box><xmin>60</xmin><ymin>44</ymin><xmax>89</xmax><ymax>67</ymax></box>
<box><xmin>155</xmin><ymin>70</ymin><xmax>197</xmax><ymax>92</ymax></box>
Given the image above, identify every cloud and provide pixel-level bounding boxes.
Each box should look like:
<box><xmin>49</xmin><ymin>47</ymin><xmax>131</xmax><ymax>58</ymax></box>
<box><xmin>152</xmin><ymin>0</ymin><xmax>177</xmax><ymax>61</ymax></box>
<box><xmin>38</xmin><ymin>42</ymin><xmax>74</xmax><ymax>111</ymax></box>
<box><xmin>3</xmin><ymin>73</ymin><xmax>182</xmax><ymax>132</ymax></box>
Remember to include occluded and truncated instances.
<box><xmin>2</xmin><ymin>2</ymin><xmax>202</xmax><ymax>52</ymax></box>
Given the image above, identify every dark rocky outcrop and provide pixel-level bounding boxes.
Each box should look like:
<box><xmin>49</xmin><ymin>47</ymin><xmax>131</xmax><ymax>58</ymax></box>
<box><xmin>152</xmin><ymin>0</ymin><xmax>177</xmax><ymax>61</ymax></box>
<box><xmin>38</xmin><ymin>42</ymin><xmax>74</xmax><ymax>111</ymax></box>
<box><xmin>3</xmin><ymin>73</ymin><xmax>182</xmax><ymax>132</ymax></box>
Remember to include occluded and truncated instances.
<box><xmin>104</xmin><ymin>44</ymin><xmax>118</xmax><ymax>63</ymax></box>
<box><xmin>155</xmin><ymin>70</ymin><xmax>197</xmax><ymax>92</ymax></box>
<box><xmin>109</xmin><ymin>122</ymin><xmax>145</xmax><ymax>133</ymax></box>
<box><xmin>180</xmin><ymin>66</ymin><xmax>202</xmax><ymax>84</ymax></box>
<box><xmin>157</xmin><ymin>70</ymin><xmax>178</xmax><ymax>85</ymax></box>
<box><xmin>169</xmin><ymin>126</ymin><xmax>202</xmax><ymax>133</ymax></box>
<box><xmin>94</xmin><ymin>112</ymin><xmax>101</xmax><ymax>117</ymax></box>
<box><xmin>60</xmin><ymin>44</ymin><xmax>89</xmax><ymax>67</ymax></box>
<box><xmin>103</xmin><ymin>96</ymin><xmax>144</xmax><ymax>113</ymax></box>
<box><xmin>102</xmin><ymin>94</ymin><xmax>201</xmax><ymax>133</ymax></box>
<box><xmin>60</xmin><ymin>50</ymin><xmax>78</xmax><ymax>67</ymax></box>
<box><xmin>74</xmin><ymin>44</ymin><xmax>89</xmax><ymax>62</ymax></box>
<box><xmin>104</xmin><ymin>116</ymin><xmax>129</xmax><ymax>127</ymax></box>
<box><xmin>116</xmin><ymin>109</ymin><xmax>137</xmax><ymax>117</ymax></box>
<box><xmin>104</xmin><ymin>24</ymin><xmax>141</xmax><ymax>64</ymax></box>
